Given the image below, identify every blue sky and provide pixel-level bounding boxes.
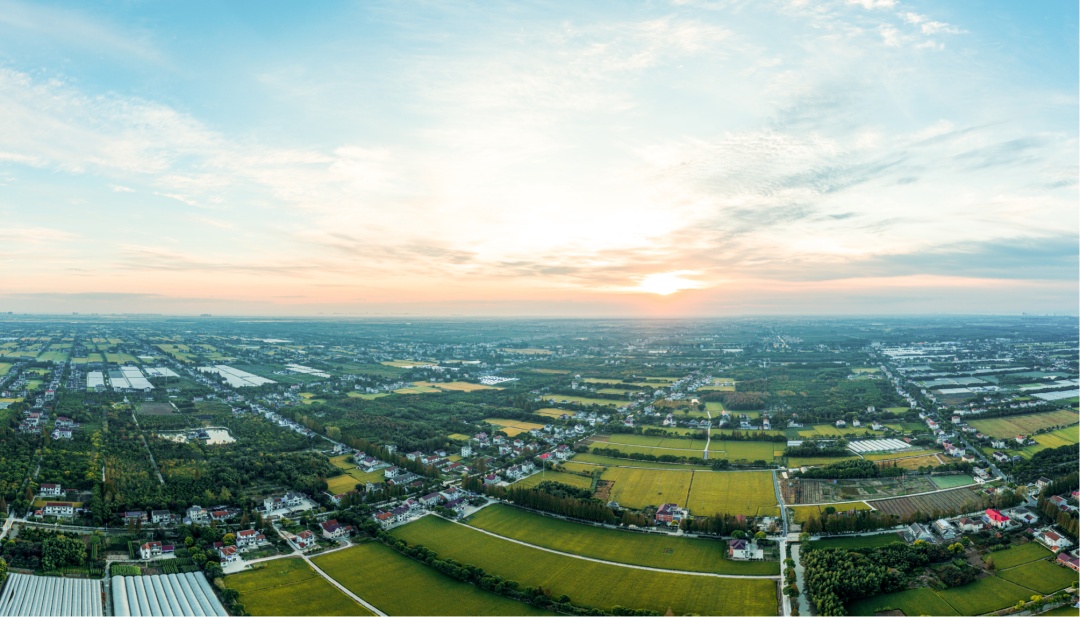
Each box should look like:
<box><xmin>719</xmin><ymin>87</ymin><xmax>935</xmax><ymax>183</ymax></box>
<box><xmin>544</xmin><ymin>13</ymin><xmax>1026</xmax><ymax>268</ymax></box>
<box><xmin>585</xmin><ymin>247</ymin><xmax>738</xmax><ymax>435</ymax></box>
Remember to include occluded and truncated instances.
<box><xmin>0</xmin><ymin>0</ymin><xmax>1076</xmax><ymax>316</ymax></box>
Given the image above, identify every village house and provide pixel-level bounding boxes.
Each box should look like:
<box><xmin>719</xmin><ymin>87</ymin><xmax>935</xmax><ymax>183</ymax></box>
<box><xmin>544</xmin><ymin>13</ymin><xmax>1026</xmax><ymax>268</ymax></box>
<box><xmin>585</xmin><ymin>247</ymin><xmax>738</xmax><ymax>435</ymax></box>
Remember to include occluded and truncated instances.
<box><xmin>728</xmin><ymin>539</ymin><xmax>763</xmax><ymax>560</ymax></box>
<box><xmin>186</xmin><ymin>505</ymin><xmax>209</xmax><ymax>525</ymax></box>
<box><xmin>151</xmin><ymin>510</ymin><xmax>172</xmax><ymax>525</ymax></box>
<box><xmin>44</xmin><ymin>502</ymin><xmax>74</xmax><ymax>518</ymax></box>
<box><xmin>218</xmin><ymin>545</ymin><xmax>240</xmax><ymax>564</ymax></box>
<box><xmin>294</xmin><ymin>530</ymin><xmax>316</xmax><ymax>550</ymax></box>
<box><xmin>320</xmin><ymin>519</ymin><xmax>353</xmax><ymax>540</ymax></box>
<box><xmin>985</xmin><ymin>508</ymin><xmax>1011</xmax><ymax>529</ymax></box>
<box><xmin>139</xmin><ymin>541</ymin><xmax>175</xmax><ymax>560</ymax></box>
<box><xmin>38</xmin><ymin>483</ymin><xmax>62</xmax><ymax>498</ymax></box>
<box><xmin>1035</xmin><ymin>529</ymin><xmax>1074</xmax><ymax>551</ymax></box>
<box><xmin>236</xmin><ymin>529</ymin><xmax>261</xmax><ymax>549</ymax></box>
<box><xmin>655</xmin><ymin>503</ymin><xmax>688</xmax><ymax>526</ymax></box>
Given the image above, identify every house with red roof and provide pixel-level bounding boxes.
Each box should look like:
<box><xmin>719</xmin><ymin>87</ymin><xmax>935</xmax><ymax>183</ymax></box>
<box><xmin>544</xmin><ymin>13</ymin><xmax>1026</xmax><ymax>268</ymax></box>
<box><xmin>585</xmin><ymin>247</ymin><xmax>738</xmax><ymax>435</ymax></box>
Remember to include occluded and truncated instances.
<box><xmin>985</xmin><ymin>508</ymin><xmax>1010</xmax><ymax>529</ymax></box>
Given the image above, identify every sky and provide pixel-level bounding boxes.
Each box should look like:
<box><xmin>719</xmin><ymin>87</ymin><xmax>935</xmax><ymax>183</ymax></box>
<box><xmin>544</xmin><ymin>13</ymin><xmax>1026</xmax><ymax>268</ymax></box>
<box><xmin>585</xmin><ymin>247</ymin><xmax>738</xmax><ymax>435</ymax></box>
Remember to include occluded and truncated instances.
<box><xmin>0</xmin><ymin>0</ymin><xmax>1076</xmax><ymax>317</ymax></box>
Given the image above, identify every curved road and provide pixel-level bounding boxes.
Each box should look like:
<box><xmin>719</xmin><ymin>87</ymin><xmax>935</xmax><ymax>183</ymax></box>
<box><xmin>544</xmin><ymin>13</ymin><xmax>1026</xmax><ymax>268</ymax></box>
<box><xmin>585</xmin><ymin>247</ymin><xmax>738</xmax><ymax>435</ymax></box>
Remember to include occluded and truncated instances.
<box><xmin>447</xmin><ymin>517</ymin><xmax>780</xmax><ymax>580</ymax></box>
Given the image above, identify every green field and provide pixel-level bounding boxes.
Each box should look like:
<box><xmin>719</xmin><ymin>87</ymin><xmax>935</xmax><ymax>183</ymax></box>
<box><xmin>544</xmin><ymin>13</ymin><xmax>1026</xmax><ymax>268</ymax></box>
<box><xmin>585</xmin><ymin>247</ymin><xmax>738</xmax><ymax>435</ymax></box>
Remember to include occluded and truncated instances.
<box><xmin>224</xmin><ymin>558</ymin><xmax>370</xmax><ymax>616</ymax></box>
<box><xmin>935</xmin><ymin>575</ymin><xmax>1039</xmax><ymax>615</ymax></box>
<box><xmin>325</xmin><ymin>455</ymin><xmax>389</xmax><ymax>493</ymax></box>
<box><xmin>685</xmin><ymin>471</ymin><xmax>779</xmax><ymax>517</ymax></box>
<box><xmin>970</xmin><ymin>409</ymin><xmax>1079</xmax><ymax>439</ymax></box>
<box><xmin>37</xmin><ymin>351</ymin><xmax>69</xmax><ymax>363</ymax></box>
<box><xmin>393</xmin><ymin>517</ymin><xmax>778</xmax><ymax>615</ymax></box>
<box><xmin>930</xmin><ymin>474</ymin><xmax>975</xmax><ymax>489</ymax></box>
<box><xmin>0</xmin><ymin>363</ymin><xmax>11</xmax><ymax>376</ymax></box>
<box><xmin>466</xmin><ymin>504</ymin><xmax>778</xmax><ymax>575</ymax></box>
<box><xmin>571</xmin><ymin>452</ymin><xmax>702</xmax><ymax>470</ymax></box>
<box><xmin>986</xmin><ymin>543</ymin><xmax>1052</xmax><ymax>570</ymax></box>
<box><xmin>809</xmin><ymin>533</ymin><xmax>903</xmax><ymax>550</ymax></box>
<box><xmin>997</xmin><ymin>559</ymin><xmax>1080</xmax><ymax>594</ymax></box>
<box><xmin>514</xmin><ymin>470</ymin><xmax>593</xmax><ymax>489</ymax></box>
<box><xmin>313</xmin><ymin>542</ymin><xmax>552</xmax><ymax>615</ymax></box>
<box><xmin>849</xmin><ymin>587</ymin><xmax>960</xmax><ymax>616</ymax></box>
<box><xmin>707</xmin><ymin>440</ymin><xmax>783</xmax><ymax>462</ymax></box>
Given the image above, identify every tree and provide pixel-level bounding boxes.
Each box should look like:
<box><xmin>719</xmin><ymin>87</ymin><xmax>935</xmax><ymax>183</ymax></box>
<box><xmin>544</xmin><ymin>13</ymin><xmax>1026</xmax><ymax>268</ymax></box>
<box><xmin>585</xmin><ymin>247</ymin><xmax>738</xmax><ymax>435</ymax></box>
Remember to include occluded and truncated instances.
<box><xmin>755</xmin><ymin>531</ymin><xmax>768</xmax><ymax>541</ymax></box>
<box><xmin>222</xmin><ymin>533</ymin><xmax>236</xmax><ymax>546</ymax></box>
<box><xmin>732</xmin><ymin>530</ymin><xmax>746</xmax><ymax>539</ymax></box>
<box><xmin>0</xmin><ymin>556</ymin><xmax>7</xmax><ymax>587</ymax></box>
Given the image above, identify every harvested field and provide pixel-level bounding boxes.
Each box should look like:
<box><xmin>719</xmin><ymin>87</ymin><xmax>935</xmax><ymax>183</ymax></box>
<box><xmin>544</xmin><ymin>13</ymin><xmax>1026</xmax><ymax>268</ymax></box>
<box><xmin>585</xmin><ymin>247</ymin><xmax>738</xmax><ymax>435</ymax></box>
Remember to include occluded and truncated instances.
<box><xmin>791</xmin><ymin>501</ymin><xmax>871</xmax><ymax>524</ymax></box>
<box><xmin>136</xmin><ymin>402</ymin><xmax>175</xmax><ymax>415</ymax></box>
<box><xmin>870</xmin><ymin>487</ymin><xmax>982</xmax><ymax>518</ymax></box>
<box><xmin>878</xmin><ymin>452</ymin><xmax>947</xmax><ymax>469</ymax></box>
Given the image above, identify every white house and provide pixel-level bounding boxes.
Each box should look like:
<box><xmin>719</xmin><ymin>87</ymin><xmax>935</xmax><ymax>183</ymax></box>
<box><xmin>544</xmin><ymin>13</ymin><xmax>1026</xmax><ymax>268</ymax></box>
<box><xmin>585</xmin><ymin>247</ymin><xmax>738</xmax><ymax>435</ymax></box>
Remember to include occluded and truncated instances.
<box><xmin>39</xmin><ymin>484</ymin><xmax>62</xmax><ymax>498</ymax></box>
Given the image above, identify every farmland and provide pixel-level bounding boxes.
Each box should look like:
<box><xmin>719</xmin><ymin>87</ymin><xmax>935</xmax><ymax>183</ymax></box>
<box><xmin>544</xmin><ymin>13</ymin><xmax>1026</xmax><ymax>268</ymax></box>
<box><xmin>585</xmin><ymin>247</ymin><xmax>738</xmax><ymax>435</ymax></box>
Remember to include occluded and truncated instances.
<box><xmin>466</xmin><ymin>504</ymin><xmax>778</xmax><ymax>575</ymax></box>
<box><xmin>600</xmin><ymin>467</ymin><xmax>694</xmax><ymax>509</ymax></box>
<box><xmin>313</xmin><ymin>542</ymin><xmax>551</xmax><ymax>616</ymax></box>
<box><xmin>929</xmin><ymin>474</ymin><xmax>975</xmax><ymax>489</ymax></box>
<box><xmin>513</xmin><ymin>470</ymin><xmax>593</xmax><ymax>490</ymax></box>
<box><xmin>684</xmin><ymin>471</ymin><xmax>779</xmax><ymax>517</ymax></box>
<box><xmin>849</xmin><ymin>587</ymin><xmax>960</xmax><ymax>616</ymax></box>
<box><xmin>996</xmin><ymin>559</ymin><xmax>1080</xmax><ymax>594</ymax></box>
<box><xmin>416</xmin><ymin>381</ymin><xmax>497</xmax><ymax>392</ymax></box>
<box><xmin>533</xmin><ymin>407</ymin><xmax>575</xmax><ymax>418</ymax></box>
<box><xmin>224</xmin><ymin>558</ymin><xmax>369</xmax><ymax>616</ymax></box>
<box><xmin>809</xmin><ymin>532</ymin><xmax>903</xmax><ymax>550</ymax></box>
<box><xmin>985</xmin><ymin>543</ymin><xmax>1051</xmax><ymax>570</ymax></box>
<box><xmin>969</xmin><ymin>409</ymin><xmax>1079</xmax><ymax>439</ymax></box>
<box><xmin>570</xmin><ymin>452</ymin><xmax>701</xmax><ymax>470</ymax></box>
<box><xmin>483</xmin><ymin>418</ymin><xmax>545</xmax><ymax>436</ymax></box>
<box><xmin>324</xmin><ymin>455</ymin><xmax>387</xmax><ymax>493</ymax></box>
<box><xmin>869</xmin><ymin>487</ymin><xmax>983</xmax><ymax>518</ymax></box>
<box><xmin>791</xmin><ymin>501</ymin><xmax>871</xmax><ymax>524</ymax></box>
<box><xmin>392</xmin><ymin>516</ymin><xmax>778</xmax><ymax>615</ymax></box>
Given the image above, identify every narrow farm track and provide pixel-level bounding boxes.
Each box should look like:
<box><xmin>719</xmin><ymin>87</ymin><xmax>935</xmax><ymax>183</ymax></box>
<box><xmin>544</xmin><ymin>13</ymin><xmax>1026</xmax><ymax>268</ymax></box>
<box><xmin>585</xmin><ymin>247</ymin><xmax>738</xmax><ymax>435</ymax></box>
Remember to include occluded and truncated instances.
<box><xmin>304</xmin><ymin>554</ymin><xmax>388</xmax><ymax>616</ymax></box>
<box><xmin>451</xmin><ymin>517</ymin><xmax>780</xmax><ymax>579</ymax></box>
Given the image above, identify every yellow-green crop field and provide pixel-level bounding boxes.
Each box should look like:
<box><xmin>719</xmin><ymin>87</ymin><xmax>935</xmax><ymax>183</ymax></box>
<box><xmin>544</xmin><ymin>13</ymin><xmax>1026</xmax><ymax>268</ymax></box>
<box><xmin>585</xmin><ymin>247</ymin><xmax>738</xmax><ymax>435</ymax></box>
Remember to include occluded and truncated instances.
<box><xmin>514</xmin><ymin>470</ymin><xmax>592</xmax><ymax>489</ymax></box>
<box><xmin>421</xmin><ymin>381</ymin><xmax>497</xmax><ymax>392</ymax></box>
<box><xmin>600</xmin><ymin>467</ymin><xmax>694</xmax><ymax>509</ymax></box>
<box><xmin>498</xmin><ymin>348</ymin><xmax>552</xmax><ymax>355</ymax></box>
<box><xmin>380</xmin><ymin>360</ymin><xmax>438</xmax><ymax>367</ymax></box>
<box><xmin>347</xmin><ymin>392</ymin><xmax>390</xmax><ymax>400</ymax></box>
<box><xmin>707</xmin><ymin>440</ymin><xmax>783</xmax><ymax>462</ymax></box>
<box><xmin>529</xmin><ymin>368</ymin><xmax>569</xmax><ymax>374</ymax></box>
<box><xmin>324</xmin><ymin>455</ymin><xmax>387</xmax><ymax>493</ymax></box>
<box><xmin>467</xmin><ymin>504</ymin><xmax>778</xmax><ymax>575</ymax></box>
<box><xmin>685</xmin><ymin>471</ymin><xmax>779</xmax><ymax>517</ymax></box>
<box><xmin>224</xmin><ymin>558</ymin><xmax>369</xmax><ymax>616</ymax></box>
<box><xmin>313</xmin><ymin>542</ymin><xmax>551</xmax><ymax>615</ymax></box>
<box><xmin>393</xmin><ymin>517</ymin><xmax>777</xmax><ymax>615</ymax></box>
<box><xmin>0</xmin><ymin>363</ymin><xmax>11</xmax><ymax>376</ymax></box>
<box><xmin>483</xmin><ymin>418</ymin><xmax>545</xmax><ymax>436</ymax></box>
<box><xmin>533</xmin><ymin>407</ymin><xmax>575</xmax><ymax>418</ymax></box>
<box><xmin>969</xmin><ymin>409</ymin><xmax>1079</xmax><ymax>439</ymax></box>
<box><xmin>796</xmin><ymin>424</ymin><xmax>892</xmax><ymax>438</ymax></box>
<box><xmin>393</xmin><ymin>385</ymin><xmax>442</xmax><ymax>394</ymax></box>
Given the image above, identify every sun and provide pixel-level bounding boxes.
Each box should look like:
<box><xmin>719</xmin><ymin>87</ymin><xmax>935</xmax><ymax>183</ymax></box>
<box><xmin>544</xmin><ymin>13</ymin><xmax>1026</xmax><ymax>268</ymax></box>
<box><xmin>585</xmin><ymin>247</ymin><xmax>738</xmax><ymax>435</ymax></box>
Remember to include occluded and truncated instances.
<box><xmin>634</xmin><ymin>271</ymin><xmax>707</xmax><ymax>296</ymax></box>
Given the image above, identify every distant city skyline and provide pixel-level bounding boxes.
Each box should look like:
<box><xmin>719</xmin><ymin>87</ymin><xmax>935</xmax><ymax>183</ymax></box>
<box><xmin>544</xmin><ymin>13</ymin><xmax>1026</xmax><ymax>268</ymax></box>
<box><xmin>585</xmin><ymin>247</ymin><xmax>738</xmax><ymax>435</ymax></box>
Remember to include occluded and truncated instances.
<box><xmin>0</xmin><ymin>0</ymin><xmax>1076</xmax><ymax>316</ymax></box>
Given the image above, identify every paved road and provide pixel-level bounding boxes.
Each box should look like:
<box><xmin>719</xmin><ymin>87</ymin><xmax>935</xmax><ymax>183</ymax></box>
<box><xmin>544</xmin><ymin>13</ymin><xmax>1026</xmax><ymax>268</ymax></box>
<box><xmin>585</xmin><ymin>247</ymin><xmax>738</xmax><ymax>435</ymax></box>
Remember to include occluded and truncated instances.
<box><xmin>447</xmin><ymin>517</ymin><xmax>780</xmax><ymax>579</ymax></box>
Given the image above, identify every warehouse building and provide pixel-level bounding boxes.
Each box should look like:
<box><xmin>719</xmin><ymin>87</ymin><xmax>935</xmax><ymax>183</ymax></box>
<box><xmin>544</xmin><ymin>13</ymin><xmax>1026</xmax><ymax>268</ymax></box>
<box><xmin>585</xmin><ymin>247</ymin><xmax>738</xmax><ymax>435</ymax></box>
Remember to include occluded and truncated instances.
<box><xmin>0</xmin><ymin>573</ymin><xmax>103</xmax><ymax>616</ymax></box>
<box><xmin>112</xmin><ymin>572</ymin><xmax>227</xmax><ymax>616</ymax></box>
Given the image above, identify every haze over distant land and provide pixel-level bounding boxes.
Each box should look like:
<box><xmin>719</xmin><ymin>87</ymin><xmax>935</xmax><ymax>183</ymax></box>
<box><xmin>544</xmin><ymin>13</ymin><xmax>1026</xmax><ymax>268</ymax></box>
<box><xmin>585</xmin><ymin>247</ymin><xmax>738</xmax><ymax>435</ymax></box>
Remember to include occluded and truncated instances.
<box><xmin>0</xmin><ymin>1</ymin><xmax>1076</xmax><ymax>317</ymax></box>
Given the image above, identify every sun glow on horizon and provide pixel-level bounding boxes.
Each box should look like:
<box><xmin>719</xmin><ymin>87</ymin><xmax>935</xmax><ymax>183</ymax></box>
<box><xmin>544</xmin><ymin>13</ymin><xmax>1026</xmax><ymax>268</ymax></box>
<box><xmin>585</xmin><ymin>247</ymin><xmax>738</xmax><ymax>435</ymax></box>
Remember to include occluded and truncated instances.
<box><xmin>633</xmin><ymin>271</ymin><xmax>708</xmax><ymax>296</ymax></box>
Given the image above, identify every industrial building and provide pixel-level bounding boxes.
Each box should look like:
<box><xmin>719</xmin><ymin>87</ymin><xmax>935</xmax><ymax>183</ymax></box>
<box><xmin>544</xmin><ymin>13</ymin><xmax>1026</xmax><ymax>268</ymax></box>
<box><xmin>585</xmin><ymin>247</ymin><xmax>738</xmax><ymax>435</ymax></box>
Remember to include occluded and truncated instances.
<box><xmin>0</xmin><ymin>573</ymin><xmax>103</xmax><ymax>616</ymax></box>
<box><xmin>112</xmin><ymin>572</ymin><xmax>227</xmax><ymax>616</ymax></box>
